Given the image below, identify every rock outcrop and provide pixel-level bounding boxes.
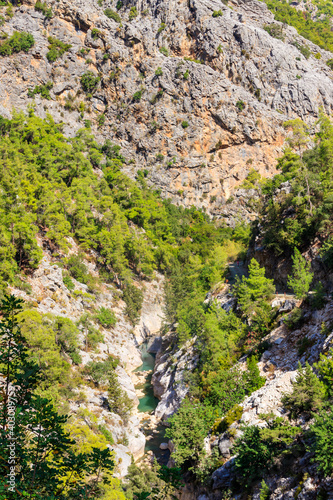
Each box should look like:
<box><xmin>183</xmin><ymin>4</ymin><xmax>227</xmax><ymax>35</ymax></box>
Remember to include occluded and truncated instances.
<box><xmin>1</xmin><ymin>0</ymin><xmax>333</xmax><ymax>217</ymax></box>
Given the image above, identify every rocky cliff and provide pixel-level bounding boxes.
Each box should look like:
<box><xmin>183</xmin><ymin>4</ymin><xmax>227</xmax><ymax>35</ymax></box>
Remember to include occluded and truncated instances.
<box><xmin>9</xmin><ymin>238</ymin><xmax>165</xmax><ymax>478</ymax></box>
<box><xmin>1</xmin><ymin>0</ymin><xmax>333</xmax><ymax>216</ymax></box>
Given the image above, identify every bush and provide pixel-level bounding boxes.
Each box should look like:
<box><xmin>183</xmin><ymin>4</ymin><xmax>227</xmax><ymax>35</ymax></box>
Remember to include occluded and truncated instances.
<box><xmin>212</xmin><ymin>9</ymin><xmax>223</xmax><ymax>17</ymax></box>
<box><xmin>0</xmin><ymin>31</ymin><xmax>35</xmax><ymax>56</ymax></box>
<box><xmin>108</xmin><ymin>368</ymin><xmax>133</xmax><ymax>422</ymax></box>
<box><xmin>234</xmin><ymin>418</ymin><xmax>299</xmax><ymax>486</ymax></box>
<box><xmin>181</xmin><ymin>121</ymin><xmax>189</xmax><ymax>129</ymax></box>
<box><xmin>46</xmin><ymin>36</ymin><xmax>71</xmax><ymax>62</ymax></box>
<box><xmin>35</xmin><ymin>1</ymin><xmax>52</xmax><ymax>19</ymax></box>
<box><xmin>155</xmin><ymin>67</ymin><xmax>163</xmax><ymax>76</ymax></box>
<box><xmin>159</xmin><ymin>46</ymin><xmax>169</xmax><ymax>56</ymax></box>
<box><xmin>27</xmin><ymin>82</ymin><xmax>53</xmax><ymax>100</ymax></box>
<box><xmin>284</xmin><ymin>307</ymin><xmax>304</xmax><ymax>330</ymax></box>
<box><xmin>263</xmin><ymin>23</ymin><xmax>284</xmax><ymax>40</ymax></box>
<box><xmin>129</xmin><ymin>6</ymin><xmax>138</xmax><ymax>20</ymax></box>
<box><xmin>292</xmin><ymin>41</ymin><xmax>311</xmax><ymax>59</ymax></box>
<box><xmin>165</xmin><ymin>399</ymin><xmax>215</xmax><ymax>467</ymax></box>
<box><xmin>95</xmin><ymin>307</ymin><xmax>117</xmax><ymax>328</ymax></box>
<box><xmin>122</xmin><ymin>283</ymin><xmax>143</xmax><ymax>325</ymax></box>
<box><xmin>83</xmin><ymin>356</ymin><xmax>119</xmax><ymax>386</ymax></box>
<box><xmin>63</xmin><ymin>273</ymin><xmax>75</xmax><ymax>291</ymax></box>
<box><xmin>66</xmin><ymin>254</ymin><xmax>89</xmax><ymax>284</ymax></box>
<box><xmin>236</xmin><ymin>100</ymin><xmax>245</xmax><ymax>111</ymax></box>
<box><xmin>327</xmin><ymin>59</ymin><xmax>333</xmax><ymax>70</ymax></box>
<box><xmin>132</xmin><ymin>90</ymin><xmax>143</xmax><ymax>101</ymax></box>
<box><xmin>104</xmin><ymin>8</ymin><xmax>121</xmax><ymax>23</ymax></box>
<box><xmin>80</xmin><ymin>71</ymin><xmax>100</xmax><ymax>93</ymax></box>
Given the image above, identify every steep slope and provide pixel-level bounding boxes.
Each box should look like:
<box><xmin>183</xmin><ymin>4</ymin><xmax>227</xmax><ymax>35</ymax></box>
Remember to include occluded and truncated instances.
<box><xmin>0</xmin><ymin>0</ymin><xmax>333</xmax><ymax>215</ymax></box>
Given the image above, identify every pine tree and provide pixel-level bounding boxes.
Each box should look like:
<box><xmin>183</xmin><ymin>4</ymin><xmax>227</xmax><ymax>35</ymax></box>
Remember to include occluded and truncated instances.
<box><xmin>282</xmin><ymin>362</ymin><xmax>325</xmax><ymax>419</ymax></box>
<box><xmin>287</xmin><ymin>249</ymin><xmax>313</xmax><ymax>299</ymax></box>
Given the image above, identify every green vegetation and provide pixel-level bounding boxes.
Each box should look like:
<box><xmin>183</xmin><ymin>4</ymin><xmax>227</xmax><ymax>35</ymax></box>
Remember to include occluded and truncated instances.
<box><xmin>129</xmin><ymin>6</ymin><xmax>138</xmax><ymax>20</ymax></box>
<box><xmin>263</xmin><ymin>22</ymin><xmax>284</xmax><ymax>40</ymax></box>
<box><xmin>155</xmin><ymin>66</ymin><xmax>163</xmax><ymax>76</ymax></box>
<box><xmin>159</xmin><ymin>46</ymin><xmax>169</xmax><ymax>56</ymax></box>
<box><xmin>282</xmin><ymin>362</ymin><xmax>325</xmax><ymax>419</ymax></box>
<box><xmin>287</xmin><ymin>248</ymin><xmax>313</xmax><ymax>299</ymax></box>
<box><xmin>236</xmin><ymin>100</ymin><xmax>245</xmax><ymax>111</ymax></box>
<box><xmin>181</xmin><ymin>120</ymin><xmax>189</xmax><ymax>129</ymax></box>
<box><xmin>104</xmin><ymin>7</ymin><xmax>121</xmax><ymax>22</ymax></box>
<box><xmin>35</xmin><ymin>0</ymin><xmax>52</xmax><ymax>19</ymax></box>
<box><xmin>81</xmin><ymin>71</ymin><xmax>100</xmax><ymax>93</ymax></box>
<box><xmin>28</xmin><ymin>82</ymin><xmax>53</xmax><ymax>100</ymax></box>
<box><xmin>262</xmin><ymin>0</ymin><xmax>333</xmax><ymax>52</ymax></box>
<box><xmin>260</xmin><ymin>114</ymin><xmax>333</xmax><ymax>256</ymax></box>
<box><xmin>47</xmin><ymin>36</ymin><xmax>72</xmax><ymax>62</ymax></box>
<box><xmin>212</xmin><ymin>9</ymin><xmax>223</xmax><ymax>17</ymax></box>
<box><xmin>0</xmin><ymin>30</ymin><xmax>34</xmax><ymax>56</ymax></box>
<box><xmin>234</xmin><ymin>417</ymin><xmax>300</xmax><ymax>486</ymax></box>
<box><xmin>125</xmin><ymin>461</ymin><xmax>182</xmax><ymax>499</ymax></box>
<box><xmin>0</xmin><ymin>295</ymin><xmax>119</xmax><ymax>498</ymax></box>
<box><xmin>94</xmin><ymin>306</ymin><xmax>117</xmax><ymax>328</ymax></box>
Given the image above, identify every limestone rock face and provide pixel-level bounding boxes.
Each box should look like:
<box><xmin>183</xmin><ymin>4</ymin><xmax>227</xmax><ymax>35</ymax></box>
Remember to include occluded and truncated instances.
<box><xmin>1</xmin><ymin>0</ymin><xmax>333</xmax><ymax>217</ymax></box>
<box><xmin>152</xmin><ymin>333</ymin><xmax>199</xmax><ymax>420</ymax></box>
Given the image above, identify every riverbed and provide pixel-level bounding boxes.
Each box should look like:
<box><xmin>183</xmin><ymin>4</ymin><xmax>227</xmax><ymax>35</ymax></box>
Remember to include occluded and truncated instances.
<box><xmin>135</xmin><ymin>342</ymin><xmax>170</xmax><ymax>464</ymax></box>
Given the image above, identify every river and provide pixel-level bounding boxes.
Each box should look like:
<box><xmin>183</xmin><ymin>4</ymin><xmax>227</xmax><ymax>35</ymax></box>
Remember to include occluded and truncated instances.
<box><xmin>135</xmin><ymin>342</ymin><xmax>170</xmax><ymax>464</ymax></box>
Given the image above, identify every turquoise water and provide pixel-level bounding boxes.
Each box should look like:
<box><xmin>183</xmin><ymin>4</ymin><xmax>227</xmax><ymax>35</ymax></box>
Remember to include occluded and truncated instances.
<box><xmin>135</xmin><ymin>342</ymin><xmax>169</xmax><ymax>463</ymax></box>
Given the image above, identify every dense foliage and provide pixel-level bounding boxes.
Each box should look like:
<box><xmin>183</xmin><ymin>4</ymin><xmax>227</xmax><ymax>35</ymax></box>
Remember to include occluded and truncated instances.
<box><xmin>262</xmin><ymin>0</ymin><xmax>333</xmax><ymax>52</ymax></box>
<box><xmin>0</xmin><ymin>295</ymin><xmax>122</xmax><ymax>499</ymax></box>
<box><xmin>260</xmin><ymin>115</ymin><xmax>333</xmax><ymax>255</ymax></box>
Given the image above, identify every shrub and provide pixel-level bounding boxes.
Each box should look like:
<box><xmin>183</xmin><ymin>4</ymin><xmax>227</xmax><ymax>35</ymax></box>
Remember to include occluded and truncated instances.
<box><xmin>234</xmin><ymin>418</ymin><xmax>299</xmax><ymax>486</ymax></box>
<box><xmin>183</xmin><ymin>69</ymin><xmax>189</xmax><ymax>80</ymax></box>
<box><xmin>327</xmin><ymin>59</ymin><xmax>333</xmax><ymax>70</ymax></box>
<box><xmin>284</xmin><ymin>307</ymin><xmax>304</xmax><ymax>330</ymax></box>
<box><xmin>165</xmin><ymin>399</ymin><xmax>215</xmax><ymax>466</ymax></box>
<box><xmin>35</xmin><ymin>1</ymin><xmax>52</xmax><ymax>19</ymax></box>
<box><xmin>212</xmin><ymin>10</ymin><xmax>223</xmax><ymax>17</ymax></box>
<box><xmin>91</xmin><ymin>28</ymin><xmax>100</xmax><ymax>39</ymax></box>
<box><xmin>181</xmin><ymin>121</ymin><xmax>189</xmax><ymax>129</ymax></box>
<box><xmin>122</xmin><ymin>283</ymin><xmax>143</xmax><ymax>325</ymax></box>
<box><xmin>292</xmin><ymin>41</ymin><xmax>311</xmax><ymax>59</ymax></box>
<box><xmin>260</xmin><ymin>480</ymin><xmax>270</xmax><ymax>500</ymax></box>
<box><xmin>156</xmin><ymin>153</ymin><xmax>164</xmax><ymax>161</ymax></box>
<box><xmin>132</xmin><ymin>90</ymin><xmax>143</xmax><ymax>101</ymax></box>
<box><xmin>315</xmin><ymin>52</ymin><xmax>322</xmax><ymax>59</ymax></box>
<box><xmin>263</xmin><ymin>23</ymin><xmax>284</xmax><ymax>40</ymax></box>
<box><xmin>95</xmin><ymin>307</ymin><xmax>117</xmax><ymax>328</ymax></box>
<box><xmin>80</xmin><ymin>71</ymin><xmax>100</xmax><ymax>93</ymax></box>
<box><xmin>66</xmin><ymin>254</ymin><xmax>89</xmax><ymax>284</ymax></box>
<box><xmin>0</xmin><ymin>31</ymin><xmax>35</xmax><ymax>56</ymax></box>
<box><xmin>129</xmin><ymin>6</ymin><xmax>138</xmax><ymax>20</ymax></box>
<box><xmin>83</xmin><ymin>356</ymin><xmax>119</xmax><ymax>386</ymax></box>
<box><xmin>158</xmin><ymin>22</ymin><xmax>166</xmax><ymax>33</ymax></box>
<box><xmin>282</xmin><ymin>362</ymin><xmax>325</xmax><ymax>419</ymax></box>
<box><xmin>159</xmin><ymin>46</ymin><xmax>169</xmax><ymax>56</ymax></box>
<box><xmin>236</xmin><ymin>100</ymin><xmax>245</xmax><ymax>111</ymax></box>
<box><xmin>46</xmin><ymin>36</ymin><xmax>71</xmax><ymax>62</ymax></box>
<box><xmin>63</xmin><ymin>273</ymin><xmax>75</xmax><ymax>291</ymax></box>
<box><xmin>108</xmin><ymin>368</ymin><xmax>133</xmax><ymax>422</ymax></box>
<box><xmin>155</xmin><ymin>67</ymin><xmax>163</xmax><ymax>76</ymax></box>
<box><xmin>287</xmin><ymin>248</ymin><xmax>313</xmax><ymax>299</ymax></box>
<box><xmin>27</xmin><ymin>82</ymin><xmax>53</xmax><ymax>100</ymax></box>
<box><xmin>104</xmin><ymin>8</ymin><xmax>121</xmax><ymax>23</ymax></box>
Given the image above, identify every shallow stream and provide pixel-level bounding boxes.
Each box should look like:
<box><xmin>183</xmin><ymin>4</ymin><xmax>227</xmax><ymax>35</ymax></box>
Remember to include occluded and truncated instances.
<box><xmin>135</xmin><ymin>342</ymin><xmax>170</xmax><ymax>464</ymax></box>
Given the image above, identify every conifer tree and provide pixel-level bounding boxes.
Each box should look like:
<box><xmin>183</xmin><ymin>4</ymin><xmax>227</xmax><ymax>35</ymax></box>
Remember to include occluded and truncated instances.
<box><xmin>287</xmin><ymin>249</ymin><xmax>313</xmax><ymax>299</ymax></box>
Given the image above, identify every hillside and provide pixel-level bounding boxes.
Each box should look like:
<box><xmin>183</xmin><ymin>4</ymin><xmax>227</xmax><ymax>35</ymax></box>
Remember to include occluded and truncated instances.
<box><xmin>1</xmin><ymin>0</ymin><xmax>333</xmax><ymax>499</ymax></box>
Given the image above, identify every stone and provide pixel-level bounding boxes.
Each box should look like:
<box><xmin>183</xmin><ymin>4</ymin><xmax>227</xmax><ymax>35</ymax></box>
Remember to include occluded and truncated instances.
<box><xmin>159</xmin><ymin>442</ymin><xmax>169</xmax><ymax>450</ymax></box>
